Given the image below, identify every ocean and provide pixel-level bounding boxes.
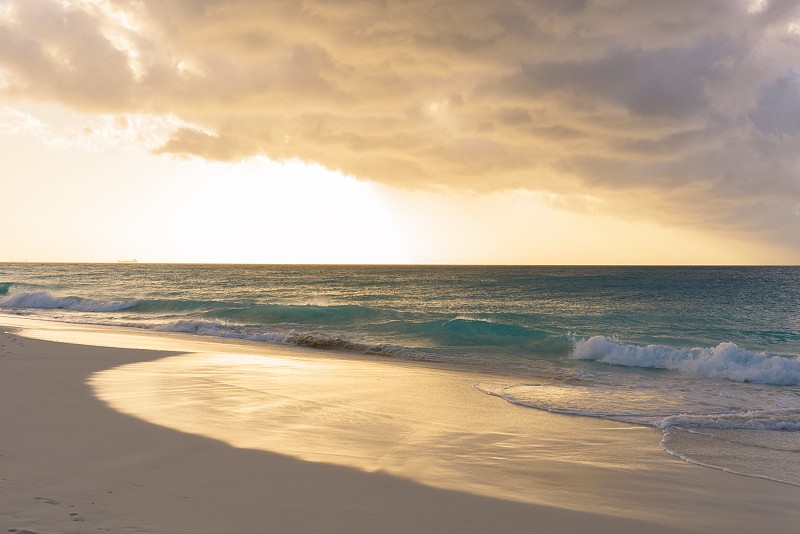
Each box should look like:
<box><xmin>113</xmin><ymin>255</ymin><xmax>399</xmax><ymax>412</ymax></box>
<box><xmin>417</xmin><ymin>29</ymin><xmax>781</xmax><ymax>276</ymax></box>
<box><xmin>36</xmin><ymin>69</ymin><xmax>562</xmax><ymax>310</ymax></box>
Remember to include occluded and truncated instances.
<box><xmin>2</xmin><ymin>263</ymin><xmax>799</xmax><ymax>485</ymax></box>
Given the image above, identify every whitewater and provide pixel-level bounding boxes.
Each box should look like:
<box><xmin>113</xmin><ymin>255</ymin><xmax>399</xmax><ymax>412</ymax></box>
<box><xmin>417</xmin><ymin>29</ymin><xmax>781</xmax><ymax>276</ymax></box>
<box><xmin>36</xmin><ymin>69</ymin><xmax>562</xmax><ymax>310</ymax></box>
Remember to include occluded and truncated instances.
<box><xmin>2</xmin><ymin>263</ymin><xmax>799</xmax><ymax>484</ymax></box>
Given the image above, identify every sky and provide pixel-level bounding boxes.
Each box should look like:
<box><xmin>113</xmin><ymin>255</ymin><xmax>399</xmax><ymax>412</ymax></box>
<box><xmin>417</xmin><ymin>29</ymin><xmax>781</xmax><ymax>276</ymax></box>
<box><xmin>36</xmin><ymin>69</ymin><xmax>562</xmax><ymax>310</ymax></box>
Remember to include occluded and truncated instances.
<box><xmin>1</xmin><ymin>0</ymin><xmax>799</xmax><ymax>264</ymax></box>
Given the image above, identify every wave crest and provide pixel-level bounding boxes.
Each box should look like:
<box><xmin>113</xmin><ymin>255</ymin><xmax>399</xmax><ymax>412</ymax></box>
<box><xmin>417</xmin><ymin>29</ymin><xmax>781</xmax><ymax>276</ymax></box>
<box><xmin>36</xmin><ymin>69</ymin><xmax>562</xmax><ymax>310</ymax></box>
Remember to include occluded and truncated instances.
<box><xmin>0</xmin><ymin>290</ymin><xmax>138</xmax><ymax>313</ymax></box>
<box><xmin>406</xmin><ymin>317</ymin><xmax>545</xmax><ymax>346</ymax></box>
<box><xmin>661</xmin><ymin>409</ymin><xmax>800</xmax><ymax>431</ymax></box>
<box><xmin>572</xmin><ymin>335</ymin><xmax>800</xmax><ymax>386</ymax></box>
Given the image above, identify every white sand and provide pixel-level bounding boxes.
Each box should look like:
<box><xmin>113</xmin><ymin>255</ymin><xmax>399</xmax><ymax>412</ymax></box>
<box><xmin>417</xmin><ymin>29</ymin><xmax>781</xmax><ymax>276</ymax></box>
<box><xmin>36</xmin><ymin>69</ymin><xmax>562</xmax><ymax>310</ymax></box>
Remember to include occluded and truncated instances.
<box><xmin>1</xmin><ymin>318</ymin><xmax>799</xmax><ymax>533</ymax></box>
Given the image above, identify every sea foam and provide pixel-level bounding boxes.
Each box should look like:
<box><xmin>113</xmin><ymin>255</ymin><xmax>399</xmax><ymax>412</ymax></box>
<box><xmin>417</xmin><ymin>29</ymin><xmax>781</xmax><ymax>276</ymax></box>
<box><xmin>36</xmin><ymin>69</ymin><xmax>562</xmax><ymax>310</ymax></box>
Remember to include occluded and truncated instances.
<box><xmin>572</xmin><ymin>335</ymin><xmax>800</xmax><ymax>386</ymax></box>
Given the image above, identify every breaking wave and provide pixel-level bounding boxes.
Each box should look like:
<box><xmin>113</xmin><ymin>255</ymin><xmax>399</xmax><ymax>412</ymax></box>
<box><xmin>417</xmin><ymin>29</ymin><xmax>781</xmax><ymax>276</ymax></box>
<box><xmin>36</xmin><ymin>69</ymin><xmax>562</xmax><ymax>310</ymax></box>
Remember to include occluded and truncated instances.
<box><xmin>0</xmin><ymin>290</ymin><xmax>137</xmax><ymax>313</ymax></box>
<box><xmin>572</xmin><ymin>335</ymin><xmax>800</xmax><ymax>386</ymax></box>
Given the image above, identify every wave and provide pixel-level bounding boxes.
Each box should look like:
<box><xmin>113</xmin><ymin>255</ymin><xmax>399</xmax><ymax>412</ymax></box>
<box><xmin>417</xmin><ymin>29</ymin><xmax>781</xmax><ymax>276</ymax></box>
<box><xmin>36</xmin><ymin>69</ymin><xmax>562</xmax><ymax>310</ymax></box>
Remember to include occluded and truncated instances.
<box><xmin>154</xmin><ymin>319</ymin><xmax>422</xmax><ymax>359</ymax></box>
<box><xmin>210</xmin><ymin>303</ymin><xmax>386</xmax><ymax>324</ymax></box>
<box><xmin>474</xmin><ymin>382</ymin><xmax>697</xmax><ymax>419</ymax></box>
<box><xmin>19</xmin><ymin>291</ymin><xmax>559</xmax><ymax>352</ymax></box>
<box><xmin>123</xmin><ymin>299</ymin><xmax>388</xmax><ymax>326</ymax></box>
<box><xmin>661</xmin><ymin>409</ymin><xmax>800</xmax><ymax>431</ymax></box>
<box><xmin>404</xmin><ymin>317</ymin><xmax>547</xmax><ymax>346</ymax></box>
<box><xmin>477</xmin><ymin>382</ymin><xmax>800</xmax><ymax>429</ymax></box>
<box><xmin>0</xmin><ymin>287</ymin><xmax>387</xmax><ymax>325</ymax></box>
<box><xmin>154</xmin><ymin>319</ymin><xmax>284</xmax><ymax>341</ymax></box>
<box><xmin>0</xmin><ymin>290</ymin><xmax>138</xmax><ymax>313</ymax></box>
<box><xmin>127</xmin><ymin>299</ymin><xmax>231</xmax><ymax>314</ymax></box>
<box><xmin>572</xmin><ymin>335</ymin><xmax>800</xmax><ymax>386</ymax></box>
<box><xmin>477</xmin><ymin>379</ymin><xmax>800</xmax><ymax>487</ymax></box>
<box><xmin>659</xmin><ymin>418</ymin><xmax>800</xmax><ymax>486</ymax></box>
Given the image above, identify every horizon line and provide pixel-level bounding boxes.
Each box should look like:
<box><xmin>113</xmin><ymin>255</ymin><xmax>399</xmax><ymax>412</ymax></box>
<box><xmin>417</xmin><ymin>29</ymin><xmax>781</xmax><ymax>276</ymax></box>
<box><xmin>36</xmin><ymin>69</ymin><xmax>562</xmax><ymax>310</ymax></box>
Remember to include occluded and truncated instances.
<box><xmin>2</xmin><ymin>261</ymin><xmax>798</xmax><ymax>268</ymax></box>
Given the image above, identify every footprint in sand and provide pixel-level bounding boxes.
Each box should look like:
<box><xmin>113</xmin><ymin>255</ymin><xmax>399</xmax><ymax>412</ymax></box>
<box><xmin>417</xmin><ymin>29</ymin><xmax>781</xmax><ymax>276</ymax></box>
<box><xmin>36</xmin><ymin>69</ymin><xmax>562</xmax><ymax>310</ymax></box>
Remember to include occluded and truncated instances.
<box><xmin>33</xmin><ymin>497</ymin><xmax>59</xmax><ymax>505</ymax></box>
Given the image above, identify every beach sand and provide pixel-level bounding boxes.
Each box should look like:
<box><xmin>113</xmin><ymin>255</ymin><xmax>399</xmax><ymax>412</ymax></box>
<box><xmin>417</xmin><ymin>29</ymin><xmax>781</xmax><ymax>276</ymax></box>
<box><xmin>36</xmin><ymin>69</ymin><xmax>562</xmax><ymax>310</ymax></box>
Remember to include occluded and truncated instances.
<box><xmin>1</xmin><ymin>319</ymin><xmax>799</xmax><ymax>533</ymax></box>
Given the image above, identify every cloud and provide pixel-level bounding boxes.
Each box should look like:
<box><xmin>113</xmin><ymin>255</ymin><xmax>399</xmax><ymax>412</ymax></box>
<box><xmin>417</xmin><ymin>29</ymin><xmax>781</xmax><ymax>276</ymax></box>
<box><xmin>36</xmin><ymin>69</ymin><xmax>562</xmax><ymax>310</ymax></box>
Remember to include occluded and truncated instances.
<box><xmin>750</xmin><ymin>71</ymin><xmax>800</xmax><ymax>135</ymax></box>
<box><xmin>0</xmin><ymin>0</ymin><xmax>136</xmax><ymax>107</ymax></box>
<box><xmin>154</xmin><ymin>127</ymin><xmax>257</xmax><ymax>161</ymax></box>
<box><xmin>1</xmin><ymin>0</ymin><xmax>799</xmax><ymax>251</ymax></box>
<box><xmin>0</xmin><ymin>104</ymin><xmax>190</xmax><ymax>150</ymax></box>
<box><xmin>512</xmin><ymin>38</ymin><xmax>741</xmax><ymax>118</ymax></box>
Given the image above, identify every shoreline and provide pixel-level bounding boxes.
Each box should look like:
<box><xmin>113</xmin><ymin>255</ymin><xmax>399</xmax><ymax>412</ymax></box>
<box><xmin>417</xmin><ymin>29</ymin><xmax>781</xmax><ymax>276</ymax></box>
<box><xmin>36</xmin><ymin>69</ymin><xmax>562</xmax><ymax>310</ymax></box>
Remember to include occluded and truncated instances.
<box><xmin>2</xmin><ymin>318</ymin><xmax>800</xmax><ymax>532</ymax></box>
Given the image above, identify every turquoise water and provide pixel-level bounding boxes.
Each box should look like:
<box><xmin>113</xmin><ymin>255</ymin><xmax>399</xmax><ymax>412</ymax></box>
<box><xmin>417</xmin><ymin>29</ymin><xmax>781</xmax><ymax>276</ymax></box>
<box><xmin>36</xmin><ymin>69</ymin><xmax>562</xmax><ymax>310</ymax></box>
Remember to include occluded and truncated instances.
<box><xmin>2</xmin><ymin>263</ymin><xmax>800</xmax><ymax>483</ymax></box>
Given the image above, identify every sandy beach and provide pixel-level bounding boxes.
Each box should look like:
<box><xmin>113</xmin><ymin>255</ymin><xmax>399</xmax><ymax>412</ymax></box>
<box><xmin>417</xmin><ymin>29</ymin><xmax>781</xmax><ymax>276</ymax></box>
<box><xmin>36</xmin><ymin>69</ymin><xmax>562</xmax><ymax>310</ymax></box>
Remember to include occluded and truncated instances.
<box><xmin>2</xmin><ymin>318</ymin><xmax>800</xmax><ymax>533</ymax></box>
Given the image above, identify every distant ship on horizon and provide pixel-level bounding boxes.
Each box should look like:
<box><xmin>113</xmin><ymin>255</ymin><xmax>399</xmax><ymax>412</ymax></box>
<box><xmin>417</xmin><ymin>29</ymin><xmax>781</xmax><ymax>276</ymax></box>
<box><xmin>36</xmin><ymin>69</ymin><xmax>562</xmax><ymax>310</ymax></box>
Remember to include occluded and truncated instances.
<box><xmin>117</xmin><ymin>259</ymin><xmax>139</xmax><ymax>264</ymax></box>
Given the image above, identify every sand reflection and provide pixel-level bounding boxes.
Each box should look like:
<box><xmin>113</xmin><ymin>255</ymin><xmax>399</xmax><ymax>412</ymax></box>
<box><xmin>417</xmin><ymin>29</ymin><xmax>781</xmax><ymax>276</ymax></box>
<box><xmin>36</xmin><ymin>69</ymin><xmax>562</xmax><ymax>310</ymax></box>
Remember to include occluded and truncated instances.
<box><xmin>90</xmin><ymin>351</ymin><xmax>662</xmax><ymax>513</ymax></box>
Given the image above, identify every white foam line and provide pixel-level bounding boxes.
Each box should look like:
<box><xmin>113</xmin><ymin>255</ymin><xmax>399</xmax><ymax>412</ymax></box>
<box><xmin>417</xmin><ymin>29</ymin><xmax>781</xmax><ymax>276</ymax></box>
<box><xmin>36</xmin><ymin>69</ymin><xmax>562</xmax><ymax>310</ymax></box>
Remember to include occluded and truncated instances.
<box><xmin>659</xmin><ymin>428</ymin><xmax>800</xmax><ymax>487</ymax></box>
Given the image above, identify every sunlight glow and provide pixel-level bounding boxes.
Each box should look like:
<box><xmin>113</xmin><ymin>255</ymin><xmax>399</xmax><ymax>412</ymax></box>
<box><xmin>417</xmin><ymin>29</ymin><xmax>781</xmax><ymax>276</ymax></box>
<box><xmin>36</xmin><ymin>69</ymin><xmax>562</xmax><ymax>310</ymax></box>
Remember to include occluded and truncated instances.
<box><xmin>0</xmin><ymin>108</ymin><xmax>412</xmax><ymax>263</ymax></box>
<box><xmin>0</xmin><ymin>103</ymin><xmax>794</xmax><ymax>265</ymax></box>
<box><xmin>151</xmin><ymin>157</ymin><xmax>413</xmax><ymax>264</ymax></box>
<box><xmin>380</xmin><ymin>188</ymin><xmax>788</xmax><ymax>265</ymax></box>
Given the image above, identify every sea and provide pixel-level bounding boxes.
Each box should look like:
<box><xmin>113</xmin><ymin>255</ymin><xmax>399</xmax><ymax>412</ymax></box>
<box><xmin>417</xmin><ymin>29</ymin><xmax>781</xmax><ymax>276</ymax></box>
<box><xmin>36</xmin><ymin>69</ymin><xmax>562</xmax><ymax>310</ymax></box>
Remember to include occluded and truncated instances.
<box><xmin>2</xmin><ymin>263</ymin><xmax>799</xmax><ymax>485</ymax></box>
